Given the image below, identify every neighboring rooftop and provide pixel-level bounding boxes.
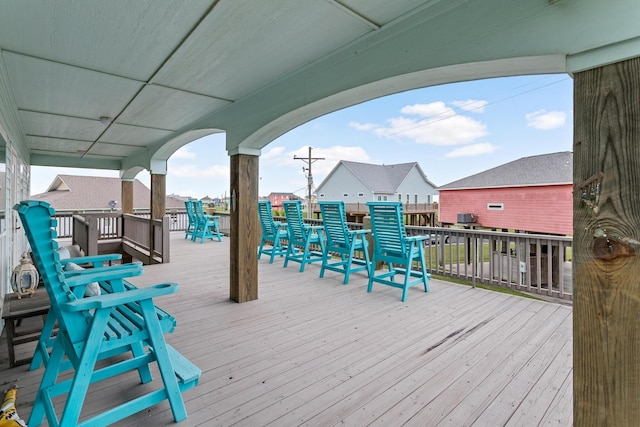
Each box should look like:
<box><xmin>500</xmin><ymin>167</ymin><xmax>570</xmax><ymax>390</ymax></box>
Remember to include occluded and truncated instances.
<box><xmin>31</xmin><ymin>175</ymin><xmax>184</xmax><ymax>210</ymax></box>
<box><xmin>438</xmin><ymin>152</ymin><xmax>573</xmax><ymax>190</ymax></box>
<box><xmin>324</xmin><ymin>161</ymin><xmax>436</xmax><ymax>193</ymax></box>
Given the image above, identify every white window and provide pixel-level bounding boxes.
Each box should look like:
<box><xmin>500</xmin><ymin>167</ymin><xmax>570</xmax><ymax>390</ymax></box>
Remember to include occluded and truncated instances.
<box><xmin>377</xmin><ymin>195</ymin><xmax>382</xmax><ymax>201</ymax></box>
<box><xmin>406</xmin><ymin>194</ymin><xmax>410</xmax><ymax>203</ymax></box>
<box><xmin>414</xmin><ymin>194</ymin><xmax>418</xmax><ymax>203</ymax></box>
<box><xmin>343</xmin><ymin>193</ymin><xmax>348</xmax><ymax>197</ymax></box>
<box><xmin>487</xmin><ymin>203</ymin><xmax>504</xmax><ymax>210</ymax></box>
<box><xmin>358</xmin><ymin>192</ymin><xmax>364</xmax><ymax>197</ymax></box>
<box><xmin>383</xmin><ymin>195</ymin><xmax>388</xmax><ymax>201</ymax></box>
<box><xmin>398</xmin><ymin>194</ymin><xmax>402</xmax><ymax>202</ymax></box>
<box><xmin>319</xmin><ymin>193</ymin><xmax>325</xmax><ymax>198</ymax></box>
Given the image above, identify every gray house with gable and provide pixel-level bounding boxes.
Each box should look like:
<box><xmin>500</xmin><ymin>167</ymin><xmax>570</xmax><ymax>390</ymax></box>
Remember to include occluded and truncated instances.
<box><xmin>315</xmin><ymin>161</ymin><xmax>438</xmax><ymax>204</ymax></box>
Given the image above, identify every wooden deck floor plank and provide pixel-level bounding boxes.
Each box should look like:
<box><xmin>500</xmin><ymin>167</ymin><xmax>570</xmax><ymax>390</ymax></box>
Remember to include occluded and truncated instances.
<box><xmin>295</xmin><ymin>294</ymin><xmax>534</xmax><ymax>426</ymax></box>
<box><xmin>255</xmin><ymin>293</ymin><xmax>514</xmax><ymax>427</ymax></box>
<box><xmin>425</xmin><ymin>307</ymin><xmax>572</xmax><ymax>426</ymax></box>
<box><xmin>171</xmin><ymin>284</ymin><xmax>479</xmax><ymax>425</ymax></box>
<box><xmin>370</xmin><ymin>303</ymin><xmax>567</xmax><ymax>426</ymax></box>
<box><xmin>504</xmin><ymin>340</ymin><xmax>573</xmax><ymax>427</ymax></box>
<box><xmin>336</xmin><ymin>298</ymin><xmax>554</xmax><ymax>426</ymax></box>
<box><xmin>536</xmin><ymin>371</ymin><xmax>573</xmax><ymax>426</ymax></box>
<box><xmin>211</xmin><ymin>289</ymin><xmax>506</xmax><ymax>426</ymax></box>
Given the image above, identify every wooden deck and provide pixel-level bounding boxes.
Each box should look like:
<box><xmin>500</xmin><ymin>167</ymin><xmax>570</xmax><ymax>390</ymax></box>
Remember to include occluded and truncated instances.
<box><xmin>0</xmin><ymin>232</ymin><xmax>573</xmax><ymax>426</ymax></box>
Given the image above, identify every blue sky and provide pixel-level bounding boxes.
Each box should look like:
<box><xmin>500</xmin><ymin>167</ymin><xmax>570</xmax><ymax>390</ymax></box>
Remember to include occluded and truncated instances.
<box><xmin>31</xmin><ymin>74</ymin><xmax>573</xmax><ymax>199</ymax></box>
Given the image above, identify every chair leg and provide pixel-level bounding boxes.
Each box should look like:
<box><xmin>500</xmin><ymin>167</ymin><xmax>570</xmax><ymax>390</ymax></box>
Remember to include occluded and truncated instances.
<box><xmin>362</xmin><ymin>240</ymin><xmax>371</xmax><ymax>278</ymax></box>
<box><xmin>401</xmin><ymin>265</ymin><xmax>412</xmax><ymax>302</ymax></box>
<box><xmin>319</xmin><ymin>249</ymin><xmax>329</xmax><ymax>278</ymax></box>
<box><xmin>367</xmin><ymin>254</ymin><xmax>376</xmax><ymax>293</ymax></box>
<box><xmin>29</xmin><ymin>311</ymin><xmax>57</xmax><ymax>370</ymax></box>
<box><xmin>130</xmin><ymin>341</ymin><xmax>153</xmax><ymax>384</ymax></box>
<box><xmin>141</xmin><ymin>299</ymin><xmax>187</xmax><ymax>422</ymax></box>
<box><xmin>29</xmin><ymin>337</ymin><xmax>67</xmax><ymax>426</ymax></box>
<box><xmin>59</xmin><ymin>311</ymin><xmax>109</xmax><ymax>427</ymax></box>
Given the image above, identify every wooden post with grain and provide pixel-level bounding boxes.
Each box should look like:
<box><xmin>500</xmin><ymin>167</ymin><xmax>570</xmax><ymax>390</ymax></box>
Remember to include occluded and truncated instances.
<box><xmin>573</xmin><ymin>56</ymin><xmax>640</xmax><ymax>425</ymax></box>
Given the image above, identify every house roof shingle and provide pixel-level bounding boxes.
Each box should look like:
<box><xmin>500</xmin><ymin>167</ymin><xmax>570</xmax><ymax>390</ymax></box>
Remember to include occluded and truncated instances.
<box><xmin>31</xmin><ymin>175</ymin><xmax>185</xmax><ymax>210</ymax></box>
<box><xmin>328</xmin><ymin>161</ymin><xmax>436</xmax><ymax>193</ymax></box>
<box><xmin>438</xmin><ymin>152</ymin><xmax>573</xmax><ymax>190</ymax></box>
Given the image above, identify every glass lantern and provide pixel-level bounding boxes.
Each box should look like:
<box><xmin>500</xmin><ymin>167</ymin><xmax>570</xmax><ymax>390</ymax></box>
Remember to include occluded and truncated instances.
<box><xmin>11</xmin><ymin>252</ymin><xmax>40</xmax><ymax>299</ymax></box>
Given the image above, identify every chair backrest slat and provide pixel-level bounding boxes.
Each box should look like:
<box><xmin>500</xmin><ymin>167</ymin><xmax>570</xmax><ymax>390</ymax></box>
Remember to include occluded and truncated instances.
<box><xmin>185</xmin><ymin>200</ymin><xmax>197</xmax><ymax>224</ymax></box>
<box><xmin>283</xmin><ymin>201</ymin><xmax>308</xmax><ymax>243</ymax></box>
<box><xmin>367</xmin><ymin>202</ymin><xmax>407</xmax><ymax>254</ymax></box>
<box><xmin>258</xmin><ymin>200</ymin><xmax>279</xmax><ymax>237</ymax></box>
<box><xmin>319</xmin><ymin>201</ymin><xmax>349</xmax><ymax>247</ymax></box>
<box><xmin>15</xmin><ymin>201</ymin><xmax>90</xmax><ymax>344</ymax></box>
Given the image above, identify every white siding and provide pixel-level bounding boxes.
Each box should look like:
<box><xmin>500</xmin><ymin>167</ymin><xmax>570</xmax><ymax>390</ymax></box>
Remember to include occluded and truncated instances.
<box><xmin>395</xmin><ymin>166</ymin><xmax>438</xmax><ymax>203</ymax></box>
<box><xmin>316</xmin><ymin>165</ymin><xmax>371</xmax><ymax>202</ymax></box>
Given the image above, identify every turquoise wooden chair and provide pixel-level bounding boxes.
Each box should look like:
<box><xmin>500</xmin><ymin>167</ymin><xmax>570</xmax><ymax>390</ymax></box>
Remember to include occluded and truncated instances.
<box><xmin>15</xmin><ymin>200</ymin><xmax>200</xmax><ymax>426</ymax></box>
<box><xmin>366</xmin><ymin>202</ymin><xmax>430</xmax><ymax>302</ymax></box>
<box><xmin>184</xmin><ymin>200</ymin><xmax>197</xmax><ymax>240</ymax></box>
<box><xmin>192</xmin><ymin>200</ymin><xmax>222</xmax><ymax>243</ymax></box>
<box><xmin>318</xmin><ymin>201</ymin><xmax>371</xmax><ymax>284</ymax></box>
<box><xmin>283</xmin><ymin>200</ymin><xmax>326</xmax><ymax>272</ymax></box>
<box><xmin>258</xmin><ymin>200</ymin><xmax>289</xmax><ymax>263</ymax></box>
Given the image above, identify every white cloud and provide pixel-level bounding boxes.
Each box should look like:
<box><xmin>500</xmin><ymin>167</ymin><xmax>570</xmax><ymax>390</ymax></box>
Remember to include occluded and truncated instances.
<box><xmin>351</xmin><ymin>101</ymin><xmax>488</xmax><ymax>146</ymax></box>
<box><xmin>261</xmin><ymin>146</ymin><xmax>286</xmax><ymax>160</ymax></box>
<box><xmin>169</xmin><ymin>164</ymin><xmax>229</xmax><ymax>179</ymax></box>
<box><xmin>450</xmin><ymin>99</ymin><xmax>488</xmax><ymax>113</ymax></box>
<box><xmin>445</xmin><ymin>143</ymin><xmax>497</xmax><ymax>158</ymax></box>
<box><xmin>170</xmin><ymin>146</ymin><xmax>197</xmax><ymax>159</ymax></box>
<box><xmin>526</xmin><ymin>110</ymin><xmax>566</xmax><ymax>130</ymax></box>
<box><xmin>401</xmin><ymin>102</ymin><xmax>456</xmax><ymax>118</ymax></box>
<box><xmin>349</xmin><ymin>121</ymin><xmax>378</xmax><ymax>131</ymax></box>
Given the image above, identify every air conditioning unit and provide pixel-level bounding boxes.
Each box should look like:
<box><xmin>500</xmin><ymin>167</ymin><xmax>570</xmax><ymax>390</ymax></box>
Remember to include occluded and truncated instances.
<box><xmin>457</xmin><ymin>213</ymin><xmax>478</xmax><ymax>224</ymax></box>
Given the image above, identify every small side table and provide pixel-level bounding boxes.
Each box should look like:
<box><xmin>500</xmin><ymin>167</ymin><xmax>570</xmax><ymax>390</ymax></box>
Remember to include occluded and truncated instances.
<box><xmin>2</xmin><ymin>289</ymin><xmax>50</xmax><ymax>368</ymax></box>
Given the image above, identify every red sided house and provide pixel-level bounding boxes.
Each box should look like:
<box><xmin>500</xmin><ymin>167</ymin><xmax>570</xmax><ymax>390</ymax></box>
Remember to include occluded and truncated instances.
<box><xmin>438</xmin><ymin>152</ymin><xmax>572</xmax><ymax>235</ymax></box>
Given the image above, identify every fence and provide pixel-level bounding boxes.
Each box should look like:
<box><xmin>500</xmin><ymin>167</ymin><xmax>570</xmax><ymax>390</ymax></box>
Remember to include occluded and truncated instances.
<box><xmin>283</xmin><ymin>217</ymin><xmax>572</xmax><ymax>300</ymax></box>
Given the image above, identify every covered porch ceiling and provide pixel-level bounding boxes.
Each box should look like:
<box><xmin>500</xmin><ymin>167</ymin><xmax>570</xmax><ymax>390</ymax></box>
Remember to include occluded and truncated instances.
<box><xmin>0</xmin><ymin>0</ymin><xmax>639</xmax><ymax>176</ymax></box>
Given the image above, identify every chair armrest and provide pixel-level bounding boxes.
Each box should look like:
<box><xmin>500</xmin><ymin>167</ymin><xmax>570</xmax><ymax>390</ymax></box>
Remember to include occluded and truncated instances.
<box><xmin>63</xmin><ymin>263</ymin><xmax>141</xmax><ymax>279</ymax></box>
<box><xmin>406</xmin><ymin>235</ymin><xmax>428</xmax><ymax>242</ymax></box>
<box><xmin>65</xmin><ymin>266</ymin><xmax>143</xmax><ymax>288</ymax></box>
<box><xmin>307</xmin><ymin>225</ymin><xmax>324</xmax><ymax>231</ymax></box>
<box><xmin>61</xmin><ymin>283</ymin><xmax>178</xmax><ymax>311</ymax></box>
<box><xmin>348</xmin><ymin>229</ymin><xmax>371</xmax><ymax>236</ymax></box>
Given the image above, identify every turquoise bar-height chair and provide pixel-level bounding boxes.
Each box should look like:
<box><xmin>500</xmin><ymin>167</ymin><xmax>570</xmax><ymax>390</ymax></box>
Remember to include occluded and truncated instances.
<box><xmin>192</xmin><ymin>200</ymin><xmax>223</xmax><ymax>243</ymax></box>
<box><xmin>15</xmin><ymin>200</ymin><xmax>200</xmax><ymax>427</ymax></box>
<box><xmin>258</xmin><ymin>200</ymin><xmax>289</xmax><ymax>263</ymax></box>
<box><xmin>318</xmin><ymin>201</ymin><xmax>371</xmax><ymax>284</ymax></box>
<box><xmin>283</xmin><ymin>200</ymin><xmax>326</xmax><ymax>272</ymax></box>
<box><xmin>184</xmin><ymin>200</ymin><xmax>197</xmax><ymax>240</ymax></box>
<box><xmin>366</xmin><ymin>201</ymin><xmax>430</xmax><ymax>302</ymax></box>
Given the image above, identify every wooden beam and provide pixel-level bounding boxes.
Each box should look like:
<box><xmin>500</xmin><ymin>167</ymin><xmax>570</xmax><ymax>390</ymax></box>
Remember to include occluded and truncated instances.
<box><xmin>150</xmin><ymin>174</ymin><xmax>166</xmax><ymax>265</ymax></box>
<box><xmin>121</xmin><ymin>180</ymin><xmax>133</xmax><ymax>214</ymax></box>
<box><xmin>229</xmin><ymin>154</ymin><xmax>259</xmax><ymax>302</ymax></box>
<box><xmin>150</xmin><ymin>174</ymin><xmax>166</xmax><ymax>220</ymax></box>
<box><xmin>573</xmin><ymin>56</ymin><xmax>640</xmax><ymax>425</ymax></box>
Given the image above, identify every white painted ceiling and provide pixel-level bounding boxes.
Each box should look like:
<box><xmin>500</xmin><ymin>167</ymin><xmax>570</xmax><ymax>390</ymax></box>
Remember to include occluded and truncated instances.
<box><xmin>0</xmin><ymin>0</ymin><xmax>638</xmax><ymax>174</ymax></box>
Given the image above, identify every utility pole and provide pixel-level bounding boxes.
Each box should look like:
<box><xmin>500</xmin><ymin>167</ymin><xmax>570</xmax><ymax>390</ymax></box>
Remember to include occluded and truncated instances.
<box><xmin>294</xmin><ymin>146</ymin><xmax>324</xmax><ymax>217</ymax></box>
